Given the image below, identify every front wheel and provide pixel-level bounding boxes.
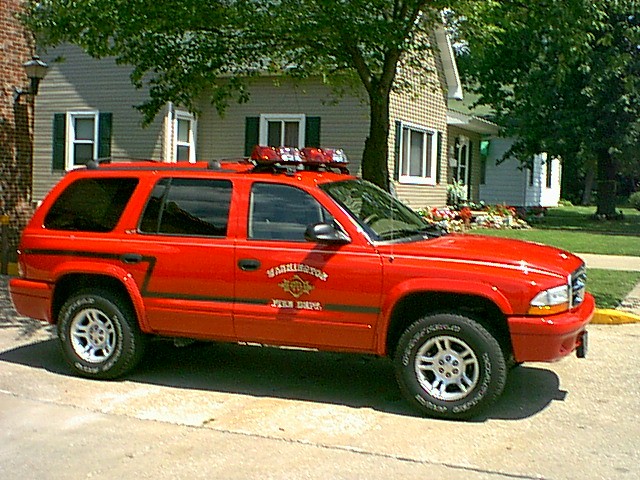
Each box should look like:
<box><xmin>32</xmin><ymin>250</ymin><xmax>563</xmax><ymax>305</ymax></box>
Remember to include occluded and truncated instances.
<box><xmin>394</xmin><ymin>313</ymin><xmax>507</xmax><ymax>419</ymax></box>
<box><xmin>57</xmin><ymin>289</ymin><xmax>146</xmax><ymax>379</ymax></box>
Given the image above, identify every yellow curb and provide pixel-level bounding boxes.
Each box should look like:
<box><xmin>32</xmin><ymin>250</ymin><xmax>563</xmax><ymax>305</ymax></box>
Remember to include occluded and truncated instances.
<box><xmin>592</xmin><ymin>308</ymin><xmax>640</xmax><ymax>324</ymax></box>
<box><xmin>3</xmin><ymin>262</ymin><xmax>19</xmax><ymax>276</ymax></box>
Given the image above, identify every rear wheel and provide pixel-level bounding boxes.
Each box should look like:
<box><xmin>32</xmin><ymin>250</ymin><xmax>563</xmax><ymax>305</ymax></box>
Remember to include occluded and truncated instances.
<box><xmin>57</xmin><ymin>290</ymin><xmax>146</xmax><ymax>379</ymax></box>
<box><xmin>394</xmin><ymin>313</ymin><xmax>507</xmax><ymax>419</ymax></box>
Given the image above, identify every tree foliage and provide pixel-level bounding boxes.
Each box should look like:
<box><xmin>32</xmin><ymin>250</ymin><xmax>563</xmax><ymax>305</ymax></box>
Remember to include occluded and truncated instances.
<box><xmin>26</xmin><ymin>0</ymin><xmax>458</xmax><ymax>190</ymax></box>
<box><xmin>455</xmin><ymin>0</ymin><xmax>640</xmax><ymax>216</ymax></box>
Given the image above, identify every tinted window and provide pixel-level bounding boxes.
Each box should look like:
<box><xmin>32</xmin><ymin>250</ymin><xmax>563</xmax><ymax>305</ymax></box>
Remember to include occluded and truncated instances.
<box><xmin>248</xmin><ymin>183</ymin><xmax>331</xmax><ymax>241</ymax></box>
<box><xmin>44</xmin><ymin>177</ymin><xmax>138</xmax><ymax>232</ymax></box>
<box><xmin>140</xmin><ymin>178</ymin><xmax>232</xmax><ymax>237</ymax></box>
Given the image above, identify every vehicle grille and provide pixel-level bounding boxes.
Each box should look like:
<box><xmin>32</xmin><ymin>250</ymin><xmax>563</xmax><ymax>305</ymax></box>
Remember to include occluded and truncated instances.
<box><xmin>570</xmin><ymin>264</ymin><xmax>587</xmax><ymax>308</ymax></box>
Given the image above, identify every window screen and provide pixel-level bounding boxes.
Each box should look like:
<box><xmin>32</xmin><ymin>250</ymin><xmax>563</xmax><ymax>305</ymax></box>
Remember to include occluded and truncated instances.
<box><xmin>44</xmin><ymin>177</ymin><xmax>138</xmax><ymax>232</ymax></box>
<box><xmin>139</xmin><ymin>178</ymin><xmax>232</xmax><ymax>237</ymax></box>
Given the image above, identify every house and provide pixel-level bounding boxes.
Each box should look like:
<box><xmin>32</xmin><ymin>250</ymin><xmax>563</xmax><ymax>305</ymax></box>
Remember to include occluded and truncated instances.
<box><xmin>31</xmin><ymin>26</ymin><xmax>465</xmax><ymax>211</ymax></box>
<box><xmin>479</xmin><ymin>138</ymin><xmax>562</xmax><ymax>208</ymax></box>
<box><xmin>1</xmin><ymin>0</ymin><xmax>38</xmax><ymax>270</ymax></box>
<box><xmin>445</xmin><ymin>107</ymin><xmax>500</xmax><ymax>204</ymax></box>
<box><xmin>448</xmin><ymin>97</ymin><xmax>562</xmax><ymax>208</ymax></box>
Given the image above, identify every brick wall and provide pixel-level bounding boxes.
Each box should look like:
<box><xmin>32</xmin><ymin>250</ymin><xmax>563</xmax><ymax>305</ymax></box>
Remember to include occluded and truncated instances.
<box><xmin>0</xmin><ymin>0</ymin><xmax>36</xmax><ymax>258</ymax></box>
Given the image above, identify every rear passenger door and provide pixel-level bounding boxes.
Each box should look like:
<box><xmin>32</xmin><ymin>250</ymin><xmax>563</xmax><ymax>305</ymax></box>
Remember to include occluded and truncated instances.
<box><xmin>134</xmin><ymin>177</ymin><xmax>237</xmax><ymax>340</ymax></box>
<box><xmin>234</xmin><ymin>182</ymin><xmax>382</xmax><ymax>352</ymax></box>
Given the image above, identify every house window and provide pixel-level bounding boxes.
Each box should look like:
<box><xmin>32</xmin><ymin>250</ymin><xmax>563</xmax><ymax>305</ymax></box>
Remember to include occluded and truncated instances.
<box><xmin>173</xmin><ymin>111</ymin><xmax>197</xmax><ymax>162</ymax></box>
<box><xmin>53</xmin><ymin>112</ymin><xmax>112</xmax><ymax>171</ymax></box>
<box><xmin>66</xmin><ymin>112</ymin><xmax>98</xmax><ymax>169</ymax></box>
<box><xmin>546</xmin><ymin>157</ymin><xmax>553</xmax><ymax>188</ymax></box>
<box><xmin>398</xmin><ymin>122</ymin><xmax>437</xmax><ymax>185</ymax></box>
<box><xmin>529</xmin><ymin>162</ymin><xmax>535</xmax><ymax>186</ymax></box>
<box><xmin>259</xmin><ymin>114</ymin><xmax>305</xmax><ymax>148</ymax></box>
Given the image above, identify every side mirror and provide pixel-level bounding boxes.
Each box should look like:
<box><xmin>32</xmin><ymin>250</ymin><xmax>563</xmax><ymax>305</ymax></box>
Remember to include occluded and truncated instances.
<box><xmin>304</xmin><ymin>223</ymin><xmax>351</xmax><ymax>245</ymax></box>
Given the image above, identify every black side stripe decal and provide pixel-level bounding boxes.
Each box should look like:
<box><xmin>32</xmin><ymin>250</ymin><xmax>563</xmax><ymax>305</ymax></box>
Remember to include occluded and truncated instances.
<box><xmin>24</xmin><ymin>249</ymin><xmax>380</xmax><ymax>314</ymax></box>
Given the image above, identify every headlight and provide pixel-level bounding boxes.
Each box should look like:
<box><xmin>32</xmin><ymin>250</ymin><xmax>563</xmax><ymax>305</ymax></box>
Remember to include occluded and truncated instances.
<box><xmin>528</xmin><ymin>284</ymin><xmax>570</xmax><ymax>315</ymax></box>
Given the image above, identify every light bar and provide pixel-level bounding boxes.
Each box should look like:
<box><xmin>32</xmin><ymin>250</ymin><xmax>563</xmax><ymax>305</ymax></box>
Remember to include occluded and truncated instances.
<box><xmin>250</xmin><ymin>145</ymin><xmax>349</xmax><ymax>172</ymax></box>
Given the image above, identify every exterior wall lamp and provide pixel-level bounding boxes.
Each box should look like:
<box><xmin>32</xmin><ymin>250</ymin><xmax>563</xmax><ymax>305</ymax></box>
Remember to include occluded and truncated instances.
<box><xmin>13</xmin><ymin>55</ymin><xmax>49</xmax><ymax>104</ymax></box>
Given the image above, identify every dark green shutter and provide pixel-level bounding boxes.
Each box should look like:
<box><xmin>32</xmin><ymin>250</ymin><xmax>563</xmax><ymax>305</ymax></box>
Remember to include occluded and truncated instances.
<box><xmin>244</xmin><ymin>117</ymin><xmax>259</xmax><ymax>156</ymax></box>
<box><xmin>52</xmin><ymin>113</ymin><xmax>66</xmax><ymax>171</ymax></box>
<box><xmin>305</xmin><ymin>117</ymin><xmax>321</xmax><ymax>147</ymax></box>
<box><xmin>393</xmin><ymin>121</ymin><xmax>402</xmax><ymax>181</ymax></box>
<box><xmin>436</xmin><ymin>131</ymin><xmax>443</xmax><ymax>184</ymax></box>
<box><xmin>98</xmin><ymin>112</ymin><xmax>112</xmax><ymax>159</ymax></box>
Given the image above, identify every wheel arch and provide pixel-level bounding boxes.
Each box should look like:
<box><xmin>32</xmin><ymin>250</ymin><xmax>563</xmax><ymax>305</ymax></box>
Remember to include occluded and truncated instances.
<box><xmin>383</xmin><ymin>290</ymin><xmax>512</xmax><ymax>360</ymax></box>
<box><xmin>52</xmin><ymin>270</ymin><xmax>148</xmax><ymax>331</ymax></box>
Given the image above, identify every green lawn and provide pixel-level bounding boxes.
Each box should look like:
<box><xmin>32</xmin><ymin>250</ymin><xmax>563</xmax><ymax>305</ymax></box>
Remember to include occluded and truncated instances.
<box><xmin>472</xmin><ymin>228</ymin><xmax>640</xmax><ymax>256</ymax></box>
<box><xmin>469</xmin><ymin>205</ymin><xmax>640</xmax><ymax>307</ymax></box>
<box><xmin>470</xmin><ymin>206</ymin><xmax>640</xmax><ymax>255</ymax></box>
<box><xmin>529</xmin><ymin>206</ymin><xmax>640</xmax><ymax>235</ymax></box>
<box><xmin>587</xmin><ymin>269</ymin><xmax>640</xmax><ymax>309</ymax></box>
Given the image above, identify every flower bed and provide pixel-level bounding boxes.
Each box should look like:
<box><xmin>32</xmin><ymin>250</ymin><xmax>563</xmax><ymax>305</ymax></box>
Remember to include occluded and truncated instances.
<box><xmin>419</xmin><ymin>205</ymin><xmax>531</xmax><ymax>233</ymax></box>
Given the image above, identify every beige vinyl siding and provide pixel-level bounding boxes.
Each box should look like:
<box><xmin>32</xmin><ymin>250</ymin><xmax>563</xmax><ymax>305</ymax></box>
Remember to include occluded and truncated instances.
<box><xmin>33</xmin><ymin>45</ymin><xmax>165</xmax><ymax>200</ymax></box>
<box><xmin>389</xmin><ymin>50</ymin><xmax>449</xmax><ymax>210</ymax></box>
<box><xmin>196</xmin><ymin>77</ymin><xmax>370</xmax><ymax>173</ymax></box>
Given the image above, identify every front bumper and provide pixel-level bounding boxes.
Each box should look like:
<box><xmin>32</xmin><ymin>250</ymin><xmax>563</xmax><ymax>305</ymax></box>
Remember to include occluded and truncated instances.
<box><xmin>508</xmin><ymin>293</ymin><xmax>595</xmax><ymax>363</ymax></box>
<box><xmin>9</xmin><ymin>278</ymin><xmax>53</xmax><ymax>323</ymax></box>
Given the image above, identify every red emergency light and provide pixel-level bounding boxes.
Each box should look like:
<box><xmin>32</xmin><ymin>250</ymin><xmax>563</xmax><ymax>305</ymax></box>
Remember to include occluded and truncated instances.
<box><xmin>250</xmin><ymin>145</ymin><xmax>349</xmax><ymax>173</ymax></box>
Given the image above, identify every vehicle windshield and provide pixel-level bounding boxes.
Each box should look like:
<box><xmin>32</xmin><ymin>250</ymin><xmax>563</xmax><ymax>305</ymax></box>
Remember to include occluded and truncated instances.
<box><xmin>321</xmin><ymin>179</ymin><xmax>445</xmax><ymax>241</ymax></box>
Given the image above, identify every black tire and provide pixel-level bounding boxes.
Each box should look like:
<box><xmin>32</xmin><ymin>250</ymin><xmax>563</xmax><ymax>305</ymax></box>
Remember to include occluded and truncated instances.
<box><xmin>394</xmin><ymin>313</ymin><xmax>507</xmax><ymax>420</ymax></box>
<box><xmin>57</xmin><ymin>289</ymin><xmax>146</xmax><ymax>379</ymax></box>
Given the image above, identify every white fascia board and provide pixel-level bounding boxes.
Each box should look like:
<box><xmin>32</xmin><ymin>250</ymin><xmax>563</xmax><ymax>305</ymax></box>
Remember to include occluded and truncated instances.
<box><xmin>434</xmin><ymin>25</ymin><xmax>463</xmax><ymax>100</ymax></box>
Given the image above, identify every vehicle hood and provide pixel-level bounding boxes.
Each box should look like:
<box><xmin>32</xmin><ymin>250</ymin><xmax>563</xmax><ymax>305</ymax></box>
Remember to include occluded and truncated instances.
<box><xmin>379</xmin><ymin>233</ymin><xmax>583</xmax><ymax>277</ymax></box>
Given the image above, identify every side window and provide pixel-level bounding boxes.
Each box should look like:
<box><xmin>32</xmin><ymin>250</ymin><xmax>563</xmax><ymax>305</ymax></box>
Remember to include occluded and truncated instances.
<box><xmin>139</xmin><ymin>178</ymin><xmax>232</xmax><ymax>237</ymax></box>
<box><xmin>44</xmin><ymin>177</ymin><xmax>138</xmax><ymax>232</ymax></box>
<box><xmin>248</xmin><ymin>183</ymin><xmax>331</xmax><ymax>241</ymax></box>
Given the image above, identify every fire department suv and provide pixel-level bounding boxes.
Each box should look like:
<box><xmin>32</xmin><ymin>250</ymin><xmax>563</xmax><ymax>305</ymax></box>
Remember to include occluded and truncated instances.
<box><xmin>10</xmin><ymin>147</ymin><xmax>593</xmax><ymax>419</ymax></box>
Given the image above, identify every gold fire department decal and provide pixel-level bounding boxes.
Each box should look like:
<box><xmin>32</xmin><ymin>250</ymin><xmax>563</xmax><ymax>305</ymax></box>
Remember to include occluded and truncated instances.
<box><xmin>278</xmin><ymin>275</ymin><xmax>314</xmax><ymax>299</ymax></box>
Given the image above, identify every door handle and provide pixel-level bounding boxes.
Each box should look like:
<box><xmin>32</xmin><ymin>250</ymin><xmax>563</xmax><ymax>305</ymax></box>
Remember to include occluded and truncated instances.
<box><xmin>121</xmin><ymin>253</ymin><xmax>143</xmax><ymax>264</ymax></box>
<box><xmin>238</xmin><ymin>259</ymin><xmax>261</xmax><ymax>271</ymax></box>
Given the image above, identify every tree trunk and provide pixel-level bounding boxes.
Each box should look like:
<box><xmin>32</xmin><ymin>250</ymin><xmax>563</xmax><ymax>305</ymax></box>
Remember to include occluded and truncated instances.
<box><xmin>581</xmin><ymin>167</ymin><xmax>595</xmax><ymax>205</ymax></box>
<box><xmin>361</xmin><ymin>90</ymin><xmax>391</xmax><ymax>191</ymax></box>
<box><xmin>595</xmin><ymin>150</ymin><xmax>618</xmax><ymax>218</ymax></box>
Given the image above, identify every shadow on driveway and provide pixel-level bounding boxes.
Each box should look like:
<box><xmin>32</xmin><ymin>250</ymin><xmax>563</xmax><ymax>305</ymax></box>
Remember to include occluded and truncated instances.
<box><xmin>0</xmin><ymin>334</ymin><xmax>565</xmax><ymax>421</ymax></box>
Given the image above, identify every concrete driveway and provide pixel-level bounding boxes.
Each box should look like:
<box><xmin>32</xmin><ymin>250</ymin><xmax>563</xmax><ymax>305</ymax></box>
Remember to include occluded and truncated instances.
<box><xmin>0</xmin><ymin>318</ymin><xmax>638</xmax><ymax>479</ymax></box>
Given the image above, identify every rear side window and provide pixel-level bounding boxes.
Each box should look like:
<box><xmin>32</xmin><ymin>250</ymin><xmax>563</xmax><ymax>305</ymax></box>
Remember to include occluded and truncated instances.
<box><xmin>139</xmin><ymin>178</ymin><xmax>232</xmax><ymax>237</ymax></box>
<box><xmin>44</xmin><ymin>177</ymin><xmax>138</xmax><ymax>232</ymax></box>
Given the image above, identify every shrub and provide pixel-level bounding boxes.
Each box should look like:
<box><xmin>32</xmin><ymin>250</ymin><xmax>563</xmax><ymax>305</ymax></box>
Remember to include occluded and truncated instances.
<box><xmin>629</xmin><ymin>192</ymin><xmax>640</xmax><ymax>211</ymax></box>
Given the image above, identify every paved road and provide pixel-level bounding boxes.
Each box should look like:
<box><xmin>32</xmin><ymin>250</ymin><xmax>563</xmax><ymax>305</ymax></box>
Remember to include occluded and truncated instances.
<box><xmin>1</xmin><ymin>291</ymin><xmax>639</xmax><ymax>478</ymax></box>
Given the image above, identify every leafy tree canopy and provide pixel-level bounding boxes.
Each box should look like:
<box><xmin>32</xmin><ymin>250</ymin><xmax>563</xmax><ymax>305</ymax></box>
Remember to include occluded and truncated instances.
<box><xmin>27</xmin><ymin>0</ymin><xmax>460</xmax><ymax>189</ymax></box>
<box><xmin>455</xmin><ymin>0</ymin><xmax>639</xmax><ymax>216</ymax></box>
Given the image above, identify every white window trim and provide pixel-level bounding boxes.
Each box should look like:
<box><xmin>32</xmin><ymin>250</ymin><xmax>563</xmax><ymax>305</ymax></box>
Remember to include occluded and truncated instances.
<box><xmin>259</xmin><ymin>114</ymin><xmax>306</xmax><ymax>147</ymax></box>
<box><xmin>397</xmin><ymin>121</ymin><xmax>438</xmax><ymax>186</ymax></box>
<box><xmin>452</xmin><ymin>135</ymin><xmax>470</xmax><ymax>200</ymax></box>
<box><xmin>173</xmin><ymin>110</ymin><xmax>197</xmax><ymax>163</ymax></box>
<box><xmin>65</xmin><ymin>111</ymin><xmax>99</xmax><ymax>170</ymax></box>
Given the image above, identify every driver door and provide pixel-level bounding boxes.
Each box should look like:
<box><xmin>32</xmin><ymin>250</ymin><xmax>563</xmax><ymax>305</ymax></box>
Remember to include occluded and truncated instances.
<box><xmin>233</xmin><ymin>181</ymin><xmax>383</xmax><ymax>352</ymax></box>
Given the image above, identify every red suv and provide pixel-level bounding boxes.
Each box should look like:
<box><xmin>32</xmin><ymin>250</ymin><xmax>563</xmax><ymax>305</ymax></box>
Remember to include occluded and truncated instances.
<box><xmin>10</xmin><ymin>147</ymin><xmax>593</xmax><ymax>419</ymax></box>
